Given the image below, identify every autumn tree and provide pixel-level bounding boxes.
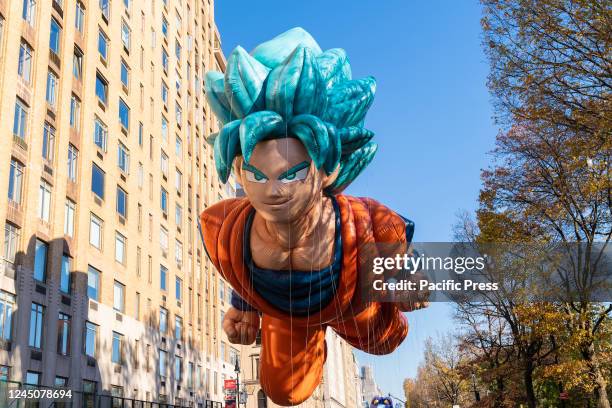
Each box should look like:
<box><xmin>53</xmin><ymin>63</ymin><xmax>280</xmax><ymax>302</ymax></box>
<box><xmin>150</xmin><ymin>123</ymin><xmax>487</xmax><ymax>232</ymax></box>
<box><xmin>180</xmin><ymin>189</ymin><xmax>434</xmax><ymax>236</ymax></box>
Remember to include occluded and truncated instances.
<box><xmin>481</xmin><ymin>0</ymin><xmax>611</xmax><ymax>406</ymax></box>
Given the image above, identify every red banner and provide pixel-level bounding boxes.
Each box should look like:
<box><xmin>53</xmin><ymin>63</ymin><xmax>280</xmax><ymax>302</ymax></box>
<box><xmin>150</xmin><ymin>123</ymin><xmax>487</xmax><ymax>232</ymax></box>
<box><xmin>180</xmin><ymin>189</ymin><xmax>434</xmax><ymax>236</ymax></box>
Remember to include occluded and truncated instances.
<box><xmin>224</xmin><ymin>379</ymin><xmax>237</xmax><ymax>390</ymax></box>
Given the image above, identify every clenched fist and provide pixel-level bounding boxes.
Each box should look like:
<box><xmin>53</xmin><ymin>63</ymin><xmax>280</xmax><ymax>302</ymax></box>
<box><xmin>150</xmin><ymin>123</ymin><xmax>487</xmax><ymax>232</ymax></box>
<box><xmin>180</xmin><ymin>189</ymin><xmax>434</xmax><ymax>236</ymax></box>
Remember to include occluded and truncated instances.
<box><xmin>397</xmin><ymin>271</ymin><xmax>430</xmax><ymax>312</ymax></box>
<box><xmin>223</xmin><ymin>307</ymin><xmax>260</xmax><ymax>345</ymax></box>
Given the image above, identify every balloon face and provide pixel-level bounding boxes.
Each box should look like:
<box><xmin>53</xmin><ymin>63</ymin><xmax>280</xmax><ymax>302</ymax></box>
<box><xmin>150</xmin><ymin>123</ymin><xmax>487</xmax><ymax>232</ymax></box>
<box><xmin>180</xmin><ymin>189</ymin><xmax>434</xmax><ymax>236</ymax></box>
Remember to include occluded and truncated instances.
<box><xmin>235</xmin><ymin>138</ymin><xmax>327</xmax><ymax>223</ymax></box>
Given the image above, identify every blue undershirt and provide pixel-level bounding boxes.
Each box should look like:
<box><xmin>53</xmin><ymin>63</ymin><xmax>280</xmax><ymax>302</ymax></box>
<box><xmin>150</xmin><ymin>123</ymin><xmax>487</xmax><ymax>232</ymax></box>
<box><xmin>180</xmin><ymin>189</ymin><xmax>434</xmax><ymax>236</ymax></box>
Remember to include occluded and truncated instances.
<box><xmin>231</xmin><ymin>196</ymin><xmax>342</xmax><ymax>316</ymax></box>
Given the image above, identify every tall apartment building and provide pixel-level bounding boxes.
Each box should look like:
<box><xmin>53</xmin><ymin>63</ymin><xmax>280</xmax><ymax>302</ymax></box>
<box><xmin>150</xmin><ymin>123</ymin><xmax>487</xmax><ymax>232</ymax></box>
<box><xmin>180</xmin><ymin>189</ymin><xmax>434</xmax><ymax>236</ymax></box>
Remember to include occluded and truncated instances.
<box><xmin>361</xmin><ymin>365</ymin><xmax>383</xmax><ymax>407</ymax></box>
<box><xmin>0</xmin><ymin>0</ymin><xmax>239</xmax><ymax>406</ymax></box>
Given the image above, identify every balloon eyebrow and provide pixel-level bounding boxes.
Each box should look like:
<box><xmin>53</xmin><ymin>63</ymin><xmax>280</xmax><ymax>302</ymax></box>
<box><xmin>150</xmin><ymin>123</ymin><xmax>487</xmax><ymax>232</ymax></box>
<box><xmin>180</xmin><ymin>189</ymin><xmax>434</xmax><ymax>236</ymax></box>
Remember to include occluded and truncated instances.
<box><xmin>241</xmin><ymin>162</ymin><xmax>268</xmax><ymax>180</ymax></box>
<box><xmin>277</xmin><ymin>161</ymin><xmax>310</xmax><ymax>180</ymax></box>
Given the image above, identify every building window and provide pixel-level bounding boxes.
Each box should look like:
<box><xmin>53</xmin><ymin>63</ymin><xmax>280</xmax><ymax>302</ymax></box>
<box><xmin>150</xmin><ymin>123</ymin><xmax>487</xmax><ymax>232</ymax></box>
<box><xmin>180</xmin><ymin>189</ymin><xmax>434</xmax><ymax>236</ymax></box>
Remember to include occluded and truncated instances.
<box><xmin>120</xmin><ymin>60</ymin><xmax>129</xmax><ymax>89</ymax></box>
<box><xmin>98</xmin><ymin>30</ymin><xmax>108</xmax><ymax>60</ymax></box>
<box><xmin>111</xmin><ymin>331</ymin><xmax>123</xmax><ymax>364</ymax></box>
<box><xmin>160</xmin><ymin>188</ymin><xmax>168</xmax><ymax>214</ymax></box>
<box><xmin>115</xmin><ymin>232</ymin><xmax>126</xmax><ymax>264</ymax></box>
<box><xmin>57</xmin><ymin>313</ymin><xmax>71</xmax><ymax>355</ymax></box>
<box><xmin>13</xmin><ymin>99</ymin><xmax>28</xmax><ymax>139</ymax></box>
<box><xmin>135</xmin><ymin>291</ymin><xmax>141</xmax><ymax>319</ymax></box>
<box><xmin>4</xmin><ymin>223</ymin><xmax>20</xmax><ymax>264</ymax></box>
<box><xmin>89</xmin><ymin>214</ymin><xmax>103</xmax><ymax>249</ymax></box>
<box><xmin>70</xmin><ymin>95</ymin><xmax>81</xmax><ymax>130</ymax></box>
<box><xmin>175</xmin><ymin>204</ymin><xmax>182</xmax><ymax>226</ymax></box>
<box><xmin>159</xmin><ymin>307</ymin><xmax>167</xmax><ymax>332</ymax></box>
<box><xmin>116</xmin><ymin>186</ymin><xmax>127</xmax><ymax>217</ymax></box>
<box><xmin>161</xmin><ymin>81</ymin><xmax>168</xmax><ymax>105</ymax></box>
<box><xmin>175</xmin><ymin>316</ymin><xmax>182</xmax><ymax>340</ymax></box>
<box><xmin>0</xmin><ymin>366</ymin><xmax>8</xmax><ymax>382</ymax></box>
<box><xmin>49</xmin><ymin>18</ymin><xmax>61</xmax><ymax>54</ymax></box>
<box><xmin>0</xmin><ymin>291</ymin><xmax>15</xmax><ymax>341</ymax></box>
<box><xmin>87</xmin><ymin>266</ymin><xmax>101</xmax><ymax>300</ymax></box>
<box><xmin>55</xmin><ymin>376</ymin><xmax>68</xmax><ymax>388</ymax></box>
<box><xmin>25</xmin><ymin>371</ymin><xmax>40</xmax><ymax>387</ymax></box>
<box><xmin>38</xmin><ymin>180</ymin><xmax>52</xmax><ymax>222</ymax></box>
<box><xmin>162</xmin><ymin>48</ymin><xmax>168</xmax><ymax>72</ymax></box>
<box><xmin>46</xmin><ymin>71</ymin><xmax>59</xmax><ymax>107</ymax></box>
<box><xmin>161</xmin><ymin>151</ymin><xmax>169</xmax><ymax>177</ymax></box>
<box><xmin>136</xmin><ymin>245</ymin><xmax>142</xmax><ymax>274</ymax></box>
<box><xmin>42</xmin><ymin>122</ymin><xmax>55</xmax><ymax>162</ymax></box>
<box><xmin>175</xmin><ymin>357</ymin><xmax>182</xmax><ymax>382</ymax></box>
<box><xmin>94</xmin><ymin>117</ymin><xmax>108</xmax><ymax>151</ymax></box>
<box><xmin>95</xmin><ymin>72</ymin><xmax>108</xmax><ymax>104</ymax></box>
<box><xmin>137</xmin><ymin>163</ymin><xmax>144</xmax><ymax>188</ymax></box>
<box><xmin>159</xmin><ymin>349</ymin><xmax>167</xmax><ymax>377</ymax></box>
<box><xmin>18</xmin><ymin>41</ymin><xmax>33</xmax><ymax>83</ymax></box>
<box><xmin>119</xmin><ymin>99</ymin><xmax>130</xmax><ymax>130</ymax></box>
<box><xmin>175</xmin><ymin>136</ymin><xmax>182</xmax><ymax>157</ymax></box>
<box><xmin>67</xmin><ymin>144</ymin><xmax>78</xmax><ymax>182</ymax></box>
<box><xmin>60</xmin><ymin>254</ymin><xmax>71</xmax><ymax>293</ymax></box>
<box><xmin>175</xmin><ymin>103</ymin><xmax>182</xmax><ymax>125</ymax></box>
<box><xmin>8</xmin><ymin>159</ymin><xmax>24</xmax><ymax>204</ymax></box>
<box><xmin>22</xmin><ymin>0</ymin><xmax>36</xmax><ymax>26</ymax></box>
<box><xmin>175</xmin><ymin>276</ymin><xmax>182</xmax><ymax>301</ymax></box>
<box><xmin>160</xmin><ymin>265</ymin><xmax>168</xmax><ymax>291</ymax></box>
<box><xmin>113</xmin><ymin>280</ymin><xmax>125</xmax><ymax>312</ymax></box>
<box><xmin>175</xmin><ymin>241</ymin><xmax>183</xmax><ymax>267</ymax></box>
<box><xmin>91</xmin><ymin>163</ymin><xmax>105</xmax><ymax>199</ymax></box>
<box><xmin>117</xmin><ymin>143</ymin><xmax>129</xmax><ymax>173</ymax></box>
<box><xmin>160</xmin><ymin>226</ymin><xmax>168</xmax><ymax>253</ymax></box>
<box><xmin>75</xmin><ymin>2</ymin><xmax>85</xmax><ymax>33</ymax></box>
<box><xmin>175</xmin><ymin>40</ymin><xmax>181</xmax><ymax>61</ymax></box>
<box><xmin>73</xmin><ymin>47</ymin><xmax>83</xmax><ymax>80</ymax></box>
<box><xmin>100</xmin><ymin>0</ymin><xmax>110</xmax><ymax>21</ymax></box>
<box><xmin>29</xmin><ymin>303</ymin><xmax>45</xmax><ymax>348</ymax></box>
<box><xmin>64</xmin><ymin>199</ymin><xmax>75</xmax><ymax>238</ymax></box>
<box><xmin>84</xmin><ymin>321</ymin><xmax>97</xmax><ymax>357</ymax></box>
<box><xmin>121</xmin><ymin>20</ymin><xmax>130</xmax><ymax>51</ymax></box>
<box><xmin>162</xmin><ymin>17</ymin><xmax>168</xmax><ymax>37</ymax></box>
<box><xmin>161</xmin><ymin>117</ymin><xmax>168</xmax><ymax>141</ymax></box>
<box><xmin>219</xmin><ymin>280</ymin><xmax>225</xmax><ymax>302</ymax></box>
<box><xmin>138</xmin><ymin>122</ymin><xmax>144</xmax><ymax>146</ymax></box>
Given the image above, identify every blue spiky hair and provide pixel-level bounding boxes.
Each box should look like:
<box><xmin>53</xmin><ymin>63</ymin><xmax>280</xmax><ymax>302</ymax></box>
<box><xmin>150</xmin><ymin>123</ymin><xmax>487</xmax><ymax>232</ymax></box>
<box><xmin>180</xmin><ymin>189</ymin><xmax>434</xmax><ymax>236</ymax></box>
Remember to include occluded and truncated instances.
<box><xmin>204</xmin><ymin>27</ymin><xmax>377</xmax><ymax>193</ymax></box>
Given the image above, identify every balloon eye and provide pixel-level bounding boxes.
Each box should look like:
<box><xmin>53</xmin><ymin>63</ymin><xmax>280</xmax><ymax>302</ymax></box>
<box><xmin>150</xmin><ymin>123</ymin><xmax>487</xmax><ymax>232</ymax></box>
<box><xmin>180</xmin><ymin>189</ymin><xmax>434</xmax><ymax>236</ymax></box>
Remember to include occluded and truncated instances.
<box><xmin>245</xmin><ymin>170</ymin><xmax>267</xmax><ymax>184</ymax></box>
<box><xmin>279</xmin><ymin>167</ymin><xmax>308</xmax><ymax>184</ymax></box>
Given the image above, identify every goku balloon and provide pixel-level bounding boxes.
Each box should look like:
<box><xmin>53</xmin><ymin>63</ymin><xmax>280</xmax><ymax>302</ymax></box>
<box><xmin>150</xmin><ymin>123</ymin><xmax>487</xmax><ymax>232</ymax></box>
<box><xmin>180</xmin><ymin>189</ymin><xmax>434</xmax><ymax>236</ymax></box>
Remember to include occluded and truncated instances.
<box><xmin>199</xmin><ymin>28</ymin><xmax>428</xmax><ymax>406</ymax></box>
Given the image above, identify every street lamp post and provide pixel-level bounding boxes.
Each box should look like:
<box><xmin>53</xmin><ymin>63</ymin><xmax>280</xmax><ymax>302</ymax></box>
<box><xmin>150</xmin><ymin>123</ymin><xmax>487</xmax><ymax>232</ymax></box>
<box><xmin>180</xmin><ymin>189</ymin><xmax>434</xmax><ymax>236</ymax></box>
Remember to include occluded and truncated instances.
<box><xmin>235</xmin><ymin>359</ymin><xmax>241</xmax><ymax>407</ymax></box>
<box><xmin>471</xmin><ymin>373</ymin><xmax>480</xmax><ymax>402</ymax></box>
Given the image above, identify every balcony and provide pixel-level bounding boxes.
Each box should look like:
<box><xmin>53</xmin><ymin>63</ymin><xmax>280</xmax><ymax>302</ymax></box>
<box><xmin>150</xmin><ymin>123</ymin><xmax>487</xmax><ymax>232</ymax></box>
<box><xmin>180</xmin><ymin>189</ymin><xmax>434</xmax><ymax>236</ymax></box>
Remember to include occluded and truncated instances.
<box><xmin>49</xmin><ymin>50</ymin><xmax>61</xmax><ymax>69</ymax></box>
<box><xmin>12</xmin><ymin>134</ymin><xmax>28</xmax><ymax>151</ymax></box>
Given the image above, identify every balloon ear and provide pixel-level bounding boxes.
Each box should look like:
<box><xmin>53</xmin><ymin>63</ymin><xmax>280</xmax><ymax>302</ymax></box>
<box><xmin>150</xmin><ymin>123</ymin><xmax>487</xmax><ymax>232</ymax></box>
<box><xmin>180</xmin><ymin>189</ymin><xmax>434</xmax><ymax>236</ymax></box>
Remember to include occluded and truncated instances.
<box><xmin>322</xmin><ymin>164</ymin><xmax>340</xmax><ymax>189</ymax></box>
<box><xmin>233</xmin><ymin>156</ymin><xmax>244</xmax><ymax>185</ymax></box>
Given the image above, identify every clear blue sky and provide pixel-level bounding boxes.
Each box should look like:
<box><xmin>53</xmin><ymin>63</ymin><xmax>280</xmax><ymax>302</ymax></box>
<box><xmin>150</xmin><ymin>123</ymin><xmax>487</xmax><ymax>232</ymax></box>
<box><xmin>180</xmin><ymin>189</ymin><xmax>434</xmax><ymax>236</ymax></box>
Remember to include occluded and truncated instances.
<box><xmin>214</xmin><ymin>0</ymin><xmax>497</xmax><ymax>399</ymax></box>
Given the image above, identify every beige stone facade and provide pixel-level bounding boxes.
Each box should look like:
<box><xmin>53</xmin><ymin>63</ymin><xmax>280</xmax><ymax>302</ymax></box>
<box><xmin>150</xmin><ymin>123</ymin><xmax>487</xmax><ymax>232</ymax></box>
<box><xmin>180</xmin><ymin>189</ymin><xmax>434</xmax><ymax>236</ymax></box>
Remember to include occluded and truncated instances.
<box><xmin>0</xmin><ymin>0</ymin><xmax>238</xmax><ymax>406</ymax></box>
